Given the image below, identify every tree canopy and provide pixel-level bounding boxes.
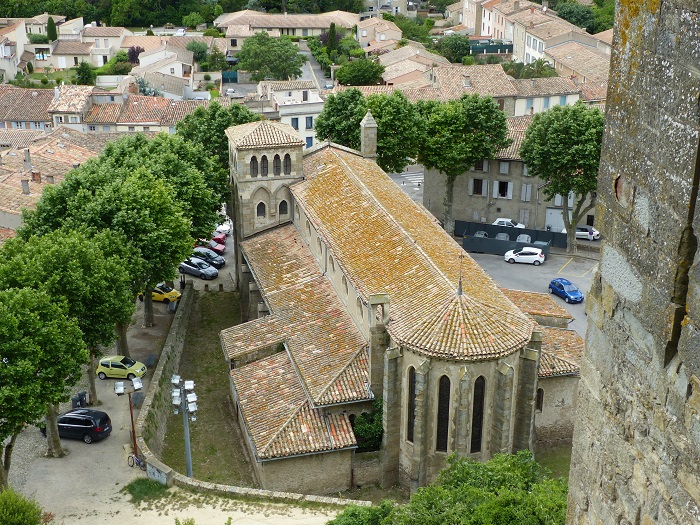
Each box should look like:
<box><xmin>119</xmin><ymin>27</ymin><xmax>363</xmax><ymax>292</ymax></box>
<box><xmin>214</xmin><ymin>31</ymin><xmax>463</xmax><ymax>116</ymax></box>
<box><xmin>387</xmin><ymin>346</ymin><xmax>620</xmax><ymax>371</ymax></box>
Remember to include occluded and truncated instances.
<box><xmin>519</xmin><ymin>101</ymin><xmax>605</xmax><ymax>252</ymax></box>
<box><xmin>75</xmin><ymin>61</ymin><xmax>95</xmax><ymax>85</ymax></box>
<box><xmin>237</xmin><ymin>32</ymin><xmax>307</xmax><ymax>82</ymax></box>
<box><xmin>555</xmin><ymin>1</ymin><xmax>595</xmax><ymax>32</ymax></box>
<box><xmin>46</xmin><ymin>16</ymin><xmax>57</xmax><ymax>41</ymax></box>
<box><xmin>431</xmin><ymin>34</ymin><xmax>472</xmax><ymax>63</ymax></box>
<box><xmin>328</xmin><ymin>451</ymin><xmax>568</xmax><ymax>525</ymax></box>
<box><xmin>420</xmin><ymin>94</ymin><xmax>511</xmax><ymax>233</ymax></box>
<box><xmin>315</xmin><ymin>89</ymin><xmax>421</xmax><ymax>173</ymax></box>
<box><xmin>335</xmin><ymin>59</ymin><xmax>384</xmax><ymax>86</ymax></box>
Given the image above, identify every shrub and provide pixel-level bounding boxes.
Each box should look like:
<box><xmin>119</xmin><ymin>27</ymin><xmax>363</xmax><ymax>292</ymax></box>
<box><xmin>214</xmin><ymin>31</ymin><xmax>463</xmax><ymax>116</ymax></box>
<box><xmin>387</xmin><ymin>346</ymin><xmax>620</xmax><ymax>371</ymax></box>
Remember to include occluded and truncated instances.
<box><xmin>123</xmin><ymin>478</ymin><xmax>168</xmax><ymax>504</ymax></box>
<box><xmin>27</xmin><ymin>62</ymin><xmax>34</xmax><ymax>74</ymax></box>
<box><xmin>0</xmin><ymin>487</ymin><xmax>43</xmax><ymax>525</ymax></box>
<box><xmin>203</xmin><ymin>73</ymin><xmax>211</xmax><ymax>81</ymax></box>
<box><xmin>28</xmin><ymin>34</ymin><xmax>49</xmax><ymax>44</ymax></box>
<box><xmin>352</xmin><ymin>397</ymin><xmax>383</xmax><ymax>452</ymax></box>
<box><xmin>40</xmin><ymin>77</ymin><xmax>49</xmax><ymax>85</ymax></box>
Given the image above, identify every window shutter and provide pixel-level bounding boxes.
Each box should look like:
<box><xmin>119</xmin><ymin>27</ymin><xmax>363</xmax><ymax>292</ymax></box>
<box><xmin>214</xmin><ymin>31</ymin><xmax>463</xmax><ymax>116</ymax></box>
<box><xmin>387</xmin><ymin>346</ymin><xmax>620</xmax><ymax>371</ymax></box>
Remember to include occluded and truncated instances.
<box><xmin>468</xmin><ymin>178</ymin><xmax>474</xmax><ymax>195</ymax></box>
<box><xmin>521</xmin><ymin>184</ymin><xmax>527</xmax><ymax>201</ymax></box>
<box><xmin>507</xmin><ymin>182</ymin><xmax>513</xmax><ymax>199</ymax></box>
<box><xmin>493</xmin><ymin>181</ymin><xmax>499</xmax><ymax>198</ymax></box>
<box><xmin>554</xmin><ymin>194</ymin><xmax>563</xmax><ymax>206</ymax></box>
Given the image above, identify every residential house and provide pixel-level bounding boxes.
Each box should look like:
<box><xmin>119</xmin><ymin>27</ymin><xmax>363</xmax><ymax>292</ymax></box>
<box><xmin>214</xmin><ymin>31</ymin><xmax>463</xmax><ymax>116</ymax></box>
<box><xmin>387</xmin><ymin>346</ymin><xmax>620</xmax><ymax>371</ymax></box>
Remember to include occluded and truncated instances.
<box><xmin>0</xmin><ymin>86</ymin><xmax>54</xmax><ymax>130</ymax></box>
<box><xmin>544</xmin><ymin>41</ymin><xmax>611</xmax><ymax>83</ymax></box>
<box><xmin>113</xmin><ymin>94</ymin><xmax>172</xmax><ymax>133</ymax></box>
<box><xmin>490</xmin><ymin>0</ymin><xmax>538</xmax><ymax>41</ymax></box>
<box><xmin>379</xmin><ymin>44</ymin><xmax>450</xmax><ymax>87</ymax></box>
<box><xmin>224</xmin><ymin>25</ymin><xmax>281</xmax><ymax>60</ymax></box>
<box><xmin>223</xmin><ymin>118</ymin><xmax>542</xmax><ymax>493</ymax></box>
<box><xmin>593</xmin><ymin>28</ymin><xmax>613</xmax><ymax>55</ymax></box>
<box><xmin>578</xmin><ymin>80</ymin><xmax>607</xmax><ymax>111</ymax></box>
<box><xmin>49</xmin><ymin>40</ymin><xmax>92</xmax><ymax>69</ymax></box>
<box><xmin>131</xmin><ymin>45</ymin><xmax>194</xmax><ymax>99</ymax></box>
<box><xmin>0</xmin><ymin>129</ymin><xmax>46</xmax><ymax>149</ymax></box>
<box><xmin>510</xmin><ymin>76</ymin><xmax>580</xmax><ymax>116</ymax></box>
<box><xmin>463</xmin><ymin>0</ymin><xmax>491</xmax><ymax>36</ymax></box>
<box><xmin>257</xmin><ymin>80</ymin><xmax>323</xmax><ymax>149</ymax></box>
<box><xmin>56</xmin><ymin>17</ymin><xmax>85</xmax><ymax>38</ymax></box>
<box><xmin>422</xmin><ymin>114</ymin><xmax>596</xmax><ymax>231</ymax></box>
<box><xmin>510</xmin><ymin>8</ymin><xmax>587</xmax><ymax>64</ymax></box>
<box><xmin>47</xmin><ymin>85</ymin><xmax>95</xmax><ymax>130</ymax></box>
<box><xmin>120</xmin><ymin>35</ymin><xmax>169</xmax><ymax>55</ymax></box>
<box><xmin>445</xmin><ymin>1</ymin><xmax>464</xmax><ymax>26</ymax></box>
<box><xmin>23</xmin><ymin>13</ymin><xmax>67</xmax><ymax>35</ymax></box>
<box><xmin>215</xmin><ymin>10</ymin><xmax>359</xmax><ymax>38</ymax></box>
<box><xmin>356</xmin><ymin>17</ymin><xmax>402</xmax><ymax>49</ymax></box>
<box><xmin>0</xmin><ymin>21</ymin><xmax>29</xmax><ymax>81</ymax></box>
<box><xmin>81</xmin><ymin>25</ymin><xmax>131</xmax><ymax>67</ymax></box>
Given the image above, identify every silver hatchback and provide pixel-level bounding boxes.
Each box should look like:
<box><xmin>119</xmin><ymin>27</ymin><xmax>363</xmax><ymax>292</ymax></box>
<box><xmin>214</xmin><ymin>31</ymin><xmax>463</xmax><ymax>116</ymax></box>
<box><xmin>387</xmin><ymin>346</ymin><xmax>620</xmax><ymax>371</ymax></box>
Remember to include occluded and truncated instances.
<box><xmin>179</xmin><ymin>256</ymin><xmax>218</xmax><ymax>280</ymax></box>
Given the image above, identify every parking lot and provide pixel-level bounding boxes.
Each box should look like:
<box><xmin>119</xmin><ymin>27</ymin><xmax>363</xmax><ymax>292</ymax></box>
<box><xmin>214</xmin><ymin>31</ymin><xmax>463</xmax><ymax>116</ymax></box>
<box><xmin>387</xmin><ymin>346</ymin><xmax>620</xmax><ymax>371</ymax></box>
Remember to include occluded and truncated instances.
<box><xmin>468</xmin><ymin>251</ymin><xmax>598</xmax><ymax>337</ymax></box>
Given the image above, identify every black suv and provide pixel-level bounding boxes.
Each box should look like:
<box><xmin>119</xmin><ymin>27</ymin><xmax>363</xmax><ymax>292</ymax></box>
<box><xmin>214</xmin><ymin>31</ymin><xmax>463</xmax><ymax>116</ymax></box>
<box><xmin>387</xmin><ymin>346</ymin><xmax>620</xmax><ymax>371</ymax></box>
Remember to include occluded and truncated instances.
<box><xmin>41</xmin><ymin>409</ymin><xmax>112</xmax><ymax>444</ymax></box>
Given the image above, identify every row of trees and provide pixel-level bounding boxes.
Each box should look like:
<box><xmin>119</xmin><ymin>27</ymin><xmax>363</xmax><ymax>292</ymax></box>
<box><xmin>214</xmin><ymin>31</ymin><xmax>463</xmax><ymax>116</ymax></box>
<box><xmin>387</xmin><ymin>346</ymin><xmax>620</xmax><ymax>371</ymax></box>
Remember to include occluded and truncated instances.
<box><xmin>0</xmin><ymin>102</ymin><xmax>259</xmax><ymax>491</ymax></box>
<box><xmin>329</xmin><ymin>451</ymin><xmax>568</xmax><ymax>524</ymax></box>
<box><xmin>315</xmin><ymin>89</ymin><xmax>604</xmax><ymax>249</ymax></box>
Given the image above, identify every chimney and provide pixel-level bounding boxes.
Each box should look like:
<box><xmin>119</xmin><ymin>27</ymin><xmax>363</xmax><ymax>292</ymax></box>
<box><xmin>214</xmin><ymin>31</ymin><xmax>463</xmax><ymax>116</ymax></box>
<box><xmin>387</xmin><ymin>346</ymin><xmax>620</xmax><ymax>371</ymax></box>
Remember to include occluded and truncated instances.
<box><xmin>542</xmin><ymin>0</ymin><xmax>548</xmax><ymax>9</ymax></box>
<box><xmin>54</xmin><ymin>86</ymin><xmax>60</xmax><ymax>99</ymax></box>
<box><xmin>514</xmin><ymin>0</ymin><xmax>519</xmax><ymax>8</ymax></box>
<box><xmin>462</xmin><ymin>74</ymin><xmax>472</xmax><ymax>88</ymax></box>
<box><xmin>31</xmin><ymin>170</ymin><xmax>41</xmax><ymax>183</ymax></box>
<box><xmin>530</xmin><ymin>6</ymin><xmax>535</xmax><ymax>14</ymax></box>
<box><xmin>24</xmin><ymin>148</ymin><xmax>31</xmax><ymax>172</ymax></box>
<box><xmin>529</xmin><ymin>21</ymin><xmax>535</xmax><ymax>29</ymax></box>
<box><xmin>360</xmin><ymin>111</ymin><xmax>378</xmax><ymax>159</ymax></box>
<box><xmin>21</xmin><ymin>178</ymin><xmax>30</xmax><ymax>194</ymax></box>
<box><xmin>46</xmin><ymin>174</ymin><xmax>55</xmax><ymax>184</ymax></box>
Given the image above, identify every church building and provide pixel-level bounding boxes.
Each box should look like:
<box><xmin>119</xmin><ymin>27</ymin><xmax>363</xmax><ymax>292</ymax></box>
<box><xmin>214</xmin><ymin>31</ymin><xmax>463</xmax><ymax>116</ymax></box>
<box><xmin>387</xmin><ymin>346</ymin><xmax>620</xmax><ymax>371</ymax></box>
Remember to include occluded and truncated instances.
<box><xmin>219</xmin><ymin>115</ymin><xmax>577</xmax><ymax>494</ymax></box>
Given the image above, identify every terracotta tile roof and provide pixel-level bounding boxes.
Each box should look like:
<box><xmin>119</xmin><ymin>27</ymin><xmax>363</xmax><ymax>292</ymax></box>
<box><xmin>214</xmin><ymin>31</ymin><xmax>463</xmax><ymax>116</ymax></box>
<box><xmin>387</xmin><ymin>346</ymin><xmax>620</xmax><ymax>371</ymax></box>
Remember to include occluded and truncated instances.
<box><xmin>118</xmin><ymin>95</ymin><xmax>171</xmax><ymax>124</ymax></box>
<box><xmin>594</xmin><ymin>28</ymin><xmax>613</xmax><ymax>45</ymax></box>
<box><xmin>232</xmin><ymin>352</ymin><xmax>356</xmax><ymax>460</ymax></box>
<box><xmin>31</xmin><ymin>13</ymin><xmax>65</xmax><ymax>24</ymax></box>
<box><xmin>48</xmin><ymin>85</ymin><xmax>94</xmax><ymax>113</ymax></box>
<box><xmin>510</xmin><ymin>77</ymin><xmax>580</xmax><ymax>97</ymax></box>
<box><xmin>0</xmin><ymin>227</ymin><xmax>15</xmax><ymax>244</ymax></box>
<box><xmin>0</xmin><ymin>87</ymin><xmax>54</xmax><ymax>122</ymax></box>
<box><xmin>52</xmin><ymin>41</ymin><xmax>93</xmax><ymax>55</ymax></box>
<box><xmin>379</xmin><ymin>46</ymin><xmax>450</xmax><ymax>67</ymax></box>
<box><xmin>578</xmin><ymin>80</ymin><xmax>607</xmax><ymax>102</ymax></box>
<box><xmin>527</xmin><ymin>17</ymin><xmax>583</xmax><ymax>41</ymax></box>
<box><xmin>544</xmin><ymin>41</ymin><xmax>611</xmax><ymax>83</ymax></box>
<box><xmin>83</xmin><ymin>26</ymin><xmax>126</xmax><ymax>38</ymax></box>
<box><xmin>539</xmin><ymin>326</ymin><xmax>583</xmax><ymax>377</ymax></box>
<box><xmin>383</xmin><ymin>60</ymin><xmax>430</xmax><ymax>82</ymax></box>
<box><xmin>140</xmin><ymin>43</ymin><xmax>194</xmax><ymax>64</ymax></box>
<box><xmin>446</xmin><ymin>1</ymin><xmax>463</xmax><ymax>11</ymax></box>
<box><xmin>0</xmin><ymin>129</ymin><xmax>46</xmax><ymax>149</ymax></box>
<box><xmin>364</xmin><ymin>39</ymin><xmax>398</xmax><ymax>53</ymax></box>
<box><xmin>433</xmin><ymin>64</ymin><xmax>518</xmax><ymax>98</ymax></box>
<box><xmin>297</xmin><ymin>146</ymin><xmax>532</xmax><ymax>361</ymax></box>
<box><xmin>260</xmin><ymin>80</ymin><xmax>316</xmax><ymax>92</ymax></box>
<box><xmin>225</xmin><ymin>24</ymin><xmax>256</xmax><ymax>37</ymax></box>
<box><xmin>0</xmin><ymin>21</ymin><xmax>22</xmax><ymax>36</ymax></box>
<box><xmin>499</xmin><ymin>288</ymin><xmax>573</xmax><ymax>322</ymax></box>
<box><xmin>358</xmin><ymin>18</ymin><xmax>401</xmax><ymax>33</ymax></box>
<box><xmin>143</xmin><ymin>72</ymin><xmax>189</xmax><ymax>96</ymax></box>
<box><xmin>84</xmin><ymin>103</ymin><xmax>122</xmax><ymax>124</ymax></box>
<box><xmin>218</xmin><ymin>9</ymin><xmax>358</xmax><ymax>29</ymax></box>
<box><xmin>160</xmin><ymin>100</ymin><xmax>208</xmax><ymax>125</ymax></box>
<box><xmin>496</xmin><ymin>115</ymin><xmax>534</xmax><ymax>159</ymax></box>
<box><xmin>225</xmin><ymin>120</ymin><xmax>303</xmax><ymax>150</ymax></box>
<box><xmin>120</xmin><ymin>35</ymin><xmax>169</xmax><ymax>52</ymax></box>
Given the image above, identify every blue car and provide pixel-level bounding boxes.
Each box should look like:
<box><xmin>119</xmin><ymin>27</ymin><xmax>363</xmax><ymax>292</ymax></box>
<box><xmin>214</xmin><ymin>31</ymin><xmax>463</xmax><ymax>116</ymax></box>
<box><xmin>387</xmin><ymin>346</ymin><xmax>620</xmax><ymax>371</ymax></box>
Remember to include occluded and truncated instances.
<box><xmin>548</xmin><ymin>278</ymin><xmax>584</xmax><ymax>303</ymax></box>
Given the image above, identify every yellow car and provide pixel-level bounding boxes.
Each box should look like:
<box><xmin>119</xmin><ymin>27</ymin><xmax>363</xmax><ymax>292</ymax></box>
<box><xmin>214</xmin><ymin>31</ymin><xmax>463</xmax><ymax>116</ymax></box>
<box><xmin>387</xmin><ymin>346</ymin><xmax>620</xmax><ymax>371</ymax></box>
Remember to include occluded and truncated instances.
<box><xmin>96</xmin><ymin>355</ymin><xmax>147</xmax><ymax>380</ymax></box>
<box><xmin>139</xmin><ymin>283</ymin><xmax>181</xmax><ymax>304</ymax></box>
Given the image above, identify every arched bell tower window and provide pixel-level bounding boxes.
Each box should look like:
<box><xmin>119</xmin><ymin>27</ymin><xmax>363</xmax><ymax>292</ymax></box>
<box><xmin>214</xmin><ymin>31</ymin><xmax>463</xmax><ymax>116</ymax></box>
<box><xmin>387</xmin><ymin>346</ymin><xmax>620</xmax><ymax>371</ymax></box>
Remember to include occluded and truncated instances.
<box><xmin>273</xmin><ymin>154</ymin><xmax>281</xmax><ymax>176</ymax></box>
<box><xmin>436</xmin><ymin>375</ymin><xmax>450</xmax><ymax>452</ymax></box>
<box><xmin>279</xmin><ymin>200</ymin><xmax>288</xmax><ymax>216</ymax></box>
<box><xmin>250</xmin><ymin>156</ymin><xmax>258</xmax><ymax>177</ymax></box>
<box><xmin>407</xmin><ymin>367</ymin><xmax>416</xmax><ymax>442</ymax></box>
<box><xmin>256</xmin><ymin>202</ymin><xmax>266</xmax><ymax>217</ymax></box>
<box><xmin>261</xmin><ymin>155</ymin><xmax>269</xmax><ymax>176</ymax></box>
<box><xmin>470</xmin><ymin>376</ymin><xmax>486</xmax><ymax>453</ymax></box>
<box><xmin>283</xmin><ymin>153</ymin><xmax>292</xmax><ymax>175</ymax></box>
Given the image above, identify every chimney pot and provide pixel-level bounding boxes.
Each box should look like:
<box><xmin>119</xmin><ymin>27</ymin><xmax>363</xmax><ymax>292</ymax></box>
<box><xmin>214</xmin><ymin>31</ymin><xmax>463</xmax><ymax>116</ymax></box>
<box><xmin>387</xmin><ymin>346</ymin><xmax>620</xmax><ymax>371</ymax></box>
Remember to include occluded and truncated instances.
<box><xmin>530</xmin><ymin>6</ymin><xmax>534</xmax><ymax>13</ymax></box>
<box><xmin>529</xmin><ymin>21</ymin><xmax>534</xmax><ymax>28</ymax></box>
<box><xmin>360</xmin><ymin>110</ymin><xmax>378</xmax><ymax>159</ymax></box>
<box><xmin>514</xmin><ymin>0</ymin><xmax>519</xmax><ymax>8</ymax></box>
<box><xmin>21</xmin><ymin>178</ymin><xmax>30</xmax><ymax>194</ymax></box>
<box><xmin>24</xmin><ymin>148</ymin><xmax>31</xmax><ymax>171</ymax></box>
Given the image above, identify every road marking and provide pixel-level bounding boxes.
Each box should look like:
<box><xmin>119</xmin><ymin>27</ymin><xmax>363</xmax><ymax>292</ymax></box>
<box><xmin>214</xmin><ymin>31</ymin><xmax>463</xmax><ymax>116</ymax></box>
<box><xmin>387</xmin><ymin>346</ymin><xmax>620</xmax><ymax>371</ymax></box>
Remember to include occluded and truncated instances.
<box><xmin>580</xmin><ymin>264</ymin><xmax>599</xmax><ymax>277</ymax></box>
<box><xmin>558</xmin><ymin>258</ymin><xmax>573</xmax><ymax>274</ymax></box>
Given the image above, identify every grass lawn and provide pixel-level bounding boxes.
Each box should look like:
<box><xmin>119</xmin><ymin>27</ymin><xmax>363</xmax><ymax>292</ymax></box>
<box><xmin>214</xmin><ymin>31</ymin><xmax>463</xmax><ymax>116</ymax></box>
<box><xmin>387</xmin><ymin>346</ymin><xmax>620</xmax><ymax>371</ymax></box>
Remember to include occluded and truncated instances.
<box><xmin>536</xmin><ymin>443</ymin><xmax>572</xmax><ymax>480</ymax></box>
<box><xmin>160</xmin><ymin>290</ymin><xmax>256</xmax><ymax>486</ymax></box>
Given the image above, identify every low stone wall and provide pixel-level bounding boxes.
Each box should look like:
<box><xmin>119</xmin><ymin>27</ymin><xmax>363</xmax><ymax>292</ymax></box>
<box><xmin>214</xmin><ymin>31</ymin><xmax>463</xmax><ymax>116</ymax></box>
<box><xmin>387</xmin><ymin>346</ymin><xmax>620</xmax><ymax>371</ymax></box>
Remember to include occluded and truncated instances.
<box><xmin>354</xmin><ymin>451</ymin><xmax>381</xmax><ymax>487</ymax></box>
<box><xmin>134</xmin><ymin>284</ymin><xmax>371</xmax><ymax>508</ymax></box>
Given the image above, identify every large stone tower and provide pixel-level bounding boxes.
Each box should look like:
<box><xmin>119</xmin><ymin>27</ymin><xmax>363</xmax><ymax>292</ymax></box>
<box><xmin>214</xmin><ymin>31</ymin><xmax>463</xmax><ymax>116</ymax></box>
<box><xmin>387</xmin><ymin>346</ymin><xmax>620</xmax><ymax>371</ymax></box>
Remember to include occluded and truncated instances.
<box><xmin>567</xmin><ymin>2</ymin><xmax>700</xmax><ymax>525</ymax></box>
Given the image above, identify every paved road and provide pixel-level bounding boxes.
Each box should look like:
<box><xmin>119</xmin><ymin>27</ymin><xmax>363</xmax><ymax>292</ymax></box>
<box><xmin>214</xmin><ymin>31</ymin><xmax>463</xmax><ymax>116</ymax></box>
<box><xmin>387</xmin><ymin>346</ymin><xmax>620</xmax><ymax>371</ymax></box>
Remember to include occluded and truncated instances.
<box><xmin>468</xmin><ymin>251</ymin><xmax>598</xmax><ymax>337</ymax></box>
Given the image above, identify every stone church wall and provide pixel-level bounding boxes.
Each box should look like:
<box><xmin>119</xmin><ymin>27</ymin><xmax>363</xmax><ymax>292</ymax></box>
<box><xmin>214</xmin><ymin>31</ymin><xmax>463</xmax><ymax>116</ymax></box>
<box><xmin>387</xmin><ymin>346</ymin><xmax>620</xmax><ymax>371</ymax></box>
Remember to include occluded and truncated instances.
<box><xmin>534</xmin><ymin>375</ymin><xmax>578</xmax><ymax>445</ymax></box>
<box><xmin>566</xmin><ymin>2</ymin><xmax>700</xmax><ymax>524</ymax></box>
<box><xmin>256</xmin><ymin>449</ymin><xmax>354</xmax><ymax>494</ymax></box>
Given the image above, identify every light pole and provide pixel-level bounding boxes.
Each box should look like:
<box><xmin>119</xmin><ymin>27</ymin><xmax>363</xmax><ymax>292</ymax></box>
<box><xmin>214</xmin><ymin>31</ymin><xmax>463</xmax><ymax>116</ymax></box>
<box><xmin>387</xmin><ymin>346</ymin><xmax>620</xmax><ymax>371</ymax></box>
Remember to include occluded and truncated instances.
<box><xmin>171</xmin><ymin>375</ymin><xmax>197</xmax><ymax>477</ymax></box>
<box><xmin>114</xmin><ymin>377</ymin><xmax>143</xmax><ymax>456</ymax></box>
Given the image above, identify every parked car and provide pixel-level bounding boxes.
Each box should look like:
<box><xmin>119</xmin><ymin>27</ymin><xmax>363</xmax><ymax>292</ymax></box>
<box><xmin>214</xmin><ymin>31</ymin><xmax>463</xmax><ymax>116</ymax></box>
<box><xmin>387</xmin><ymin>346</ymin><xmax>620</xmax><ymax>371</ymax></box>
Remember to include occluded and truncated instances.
<box><xmin>225</xmin><ymin>88</ymin><xmax>236</xmax><ymax>96</ymax></box>
<box><xmin>211</xmin><ymin>231</ymin><xmax>227</xmax><ymax>244</ymax></box>
<box><xmin>193</xmin><ymin>246</ymin><xmax>226</xmax><ymax>268</ymax></box>
<box><xmin>96</xmin><ymin>355</ymin><xmax>147</xmax><ymax>380</ymax></box>
<box><xmin>139</xmin><ymin>282</ymin><xmax>181</xmax><ymax>304</ymax></box>
<box><xmin>215</xmin><ymin>217</ymin><xmax>232</xmax><ymax>236</ymax></box>
<box><xmin>174</xmin><ymin>28</ymin><xmax>186</xmax><ymax>36</ymax></box>
<box><xmin>179</xmin><ymin>256</ymin><xmax>219</xmax><ymax>280</ymax></box>
<box><xmin>562</xmin><ymin>226</ymin><xmax>601</xmax><ymax>240</ymax></box>
<box><xmin>195</xmin><ymin>238</ymin><xmax>225</xmax><ymax>255</ymax></box>
<box><xmin>41</xmin><ymin>409</ymin><xmax>112</xmax><ymax>444</ymax></box>
<box><xmin>504</xmin><ymin>248</ymin><xmax>545</xmax><ymax>265</ymax></box>
<box><xmin>493</xmin><ymin>218</ymin><xmax>525</xmax><ymax>228</ymax></box>
<box><xmin>549</xmin><ymin>277</ymin><xmax>584</xmax><ymax>303</ymax></box>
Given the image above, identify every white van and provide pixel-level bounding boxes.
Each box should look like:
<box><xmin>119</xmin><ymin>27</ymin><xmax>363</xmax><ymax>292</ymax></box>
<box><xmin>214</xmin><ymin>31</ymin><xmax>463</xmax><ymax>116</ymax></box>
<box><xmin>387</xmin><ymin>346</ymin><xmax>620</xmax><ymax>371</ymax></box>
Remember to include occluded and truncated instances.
<box><xmin>174</xmin><ymin>28</ymin><xmax>186</xmax><ymax>36</ymax></box>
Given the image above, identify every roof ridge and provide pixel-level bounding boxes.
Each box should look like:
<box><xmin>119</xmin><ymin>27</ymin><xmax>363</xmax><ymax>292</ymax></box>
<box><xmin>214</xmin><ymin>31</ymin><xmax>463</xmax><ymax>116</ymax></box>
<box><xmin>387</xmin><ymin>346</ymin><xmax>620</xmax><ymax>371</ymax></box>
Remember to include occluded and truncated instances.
<box><xmin>313</xmin><ymin>344</ymin><xmax>370</xmax><ymax>404</ymax></box>
<box><xmin>257</xmin><ymin>398</ymin><xmax>308</xmax><ymax>455</ymax></box>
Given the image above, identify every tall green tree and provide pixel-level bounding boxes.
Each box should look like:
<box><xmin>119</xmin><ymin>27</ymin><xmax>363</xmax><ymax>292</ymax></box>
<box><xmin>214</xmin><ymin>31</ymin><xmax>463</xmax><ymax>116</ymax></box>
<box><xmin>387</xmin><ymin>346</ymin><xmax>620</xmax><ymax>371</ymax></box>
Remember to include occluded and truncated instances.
<box><xmin>0</xmin><ymin>229</ymin><xmax>136</xmax><ymax>420</ymax></box>
<box><xmin>75</xmin><ymin>61</ymin><xmax>95</xmax><ymax>85</ymax></box>
<box><xmin>521</xmin><ymin>57</ymin><xmax>558</xmax><ymax>79</ymax></box>
<box><xmin>326</xmin><ymin>22</ymin><xmax>338</xmax><ymax>53</ymax></box>
<box><xmin>556</xmin><ymin>1</ymin><xmax>595</xmax><ymax>32</ymax></box>
<box><xmin>0</xmin><ymin>287</ymin><xmax>87</xmax><ymax>486</ymax></box>
<box><xmin>314</xmin><ymin>88</ymin><xmax>367</xmax><ymax>149</ymax></box>
<box><xmin>432</xmin><ymin>34</ymin><xmax>472</xmax><ymax>63</ymax></box>
<box><xmin>335</xmin><ymin>58</ymin><xmax>384</xmax><ymax>86</ymax></box>
<box><xmin>182</xmin><ymin>11</ymin><xmax>205</xmax><ymax>28</ymax></box>
<box><xmin>186</xmin><ymin>40</ymin><xmax>208</xmax><ymax>64</ymax></box>
<box><xmin>237</xmin><ymin>32</ymin><xmax>307</xmax><ymax>81</ymax></box>
<box><xmin>420</xmin><ymin>94</ymin><xmax>511</xmax><ymax>234</ymax></box>
<box><xmin>46</xmin><ymin>16</ymin><xmax>57</xmax><ymax>41</ymax></box>
<box><xmin>519</xmin><ymin>101</ymin><xmax>605</xmax><ymax>253</ymax></box>
<box><xmin>366</xmin><ymin>91</ymin><xmax>422</xmax><ymax>173</ymax></box>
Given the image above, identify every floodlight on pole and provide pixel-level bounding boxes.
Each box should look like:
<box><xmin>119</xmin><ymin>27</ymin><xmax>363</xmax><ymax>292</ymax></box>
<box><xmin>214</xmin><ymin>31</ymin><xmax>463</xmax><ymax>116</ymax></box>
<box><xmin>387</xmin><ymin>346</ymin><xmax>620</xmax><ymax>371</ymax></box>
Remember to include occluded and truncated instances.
<box><xmin>171</xmin><ymin>377</ymin><xmax>197</xmax><ymax>477</ymax></box>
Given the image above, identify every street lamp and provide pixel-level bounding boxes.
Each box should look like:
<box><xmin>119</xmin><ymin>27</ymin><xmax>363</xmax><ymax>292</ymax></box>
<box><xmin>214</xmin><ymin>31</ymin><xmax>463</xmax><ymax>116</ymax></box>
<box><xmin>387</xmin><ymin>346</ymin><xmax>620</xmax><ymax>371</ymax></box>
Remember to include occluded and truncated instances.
<box><xmin>114</xmin><ymin>377</ymin><xmax>143</xmax><ymax>457</ymax></box>
<box><xmin>171</xmin><ymin>374</ymin><xmax>197</xmax><ymax>477</ymax></box>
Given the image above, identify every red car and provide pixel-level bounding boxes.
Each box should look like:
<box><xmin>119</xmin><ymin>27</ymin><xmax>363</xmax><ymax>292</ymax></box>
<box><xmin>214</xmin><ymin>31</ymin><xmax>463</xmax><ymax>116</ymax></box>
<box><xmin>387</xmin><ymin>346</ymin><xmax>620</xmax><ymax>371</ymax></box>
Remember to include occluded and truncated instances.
<box><xmin>211</xmin><ymin>231</ymin><xmax>226</xmax><ymax>244</ymax></box>
<box><xmin>195</xmin><ymin>238</ymin><xmax>225</xmax><ymax>255</ymax></box>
